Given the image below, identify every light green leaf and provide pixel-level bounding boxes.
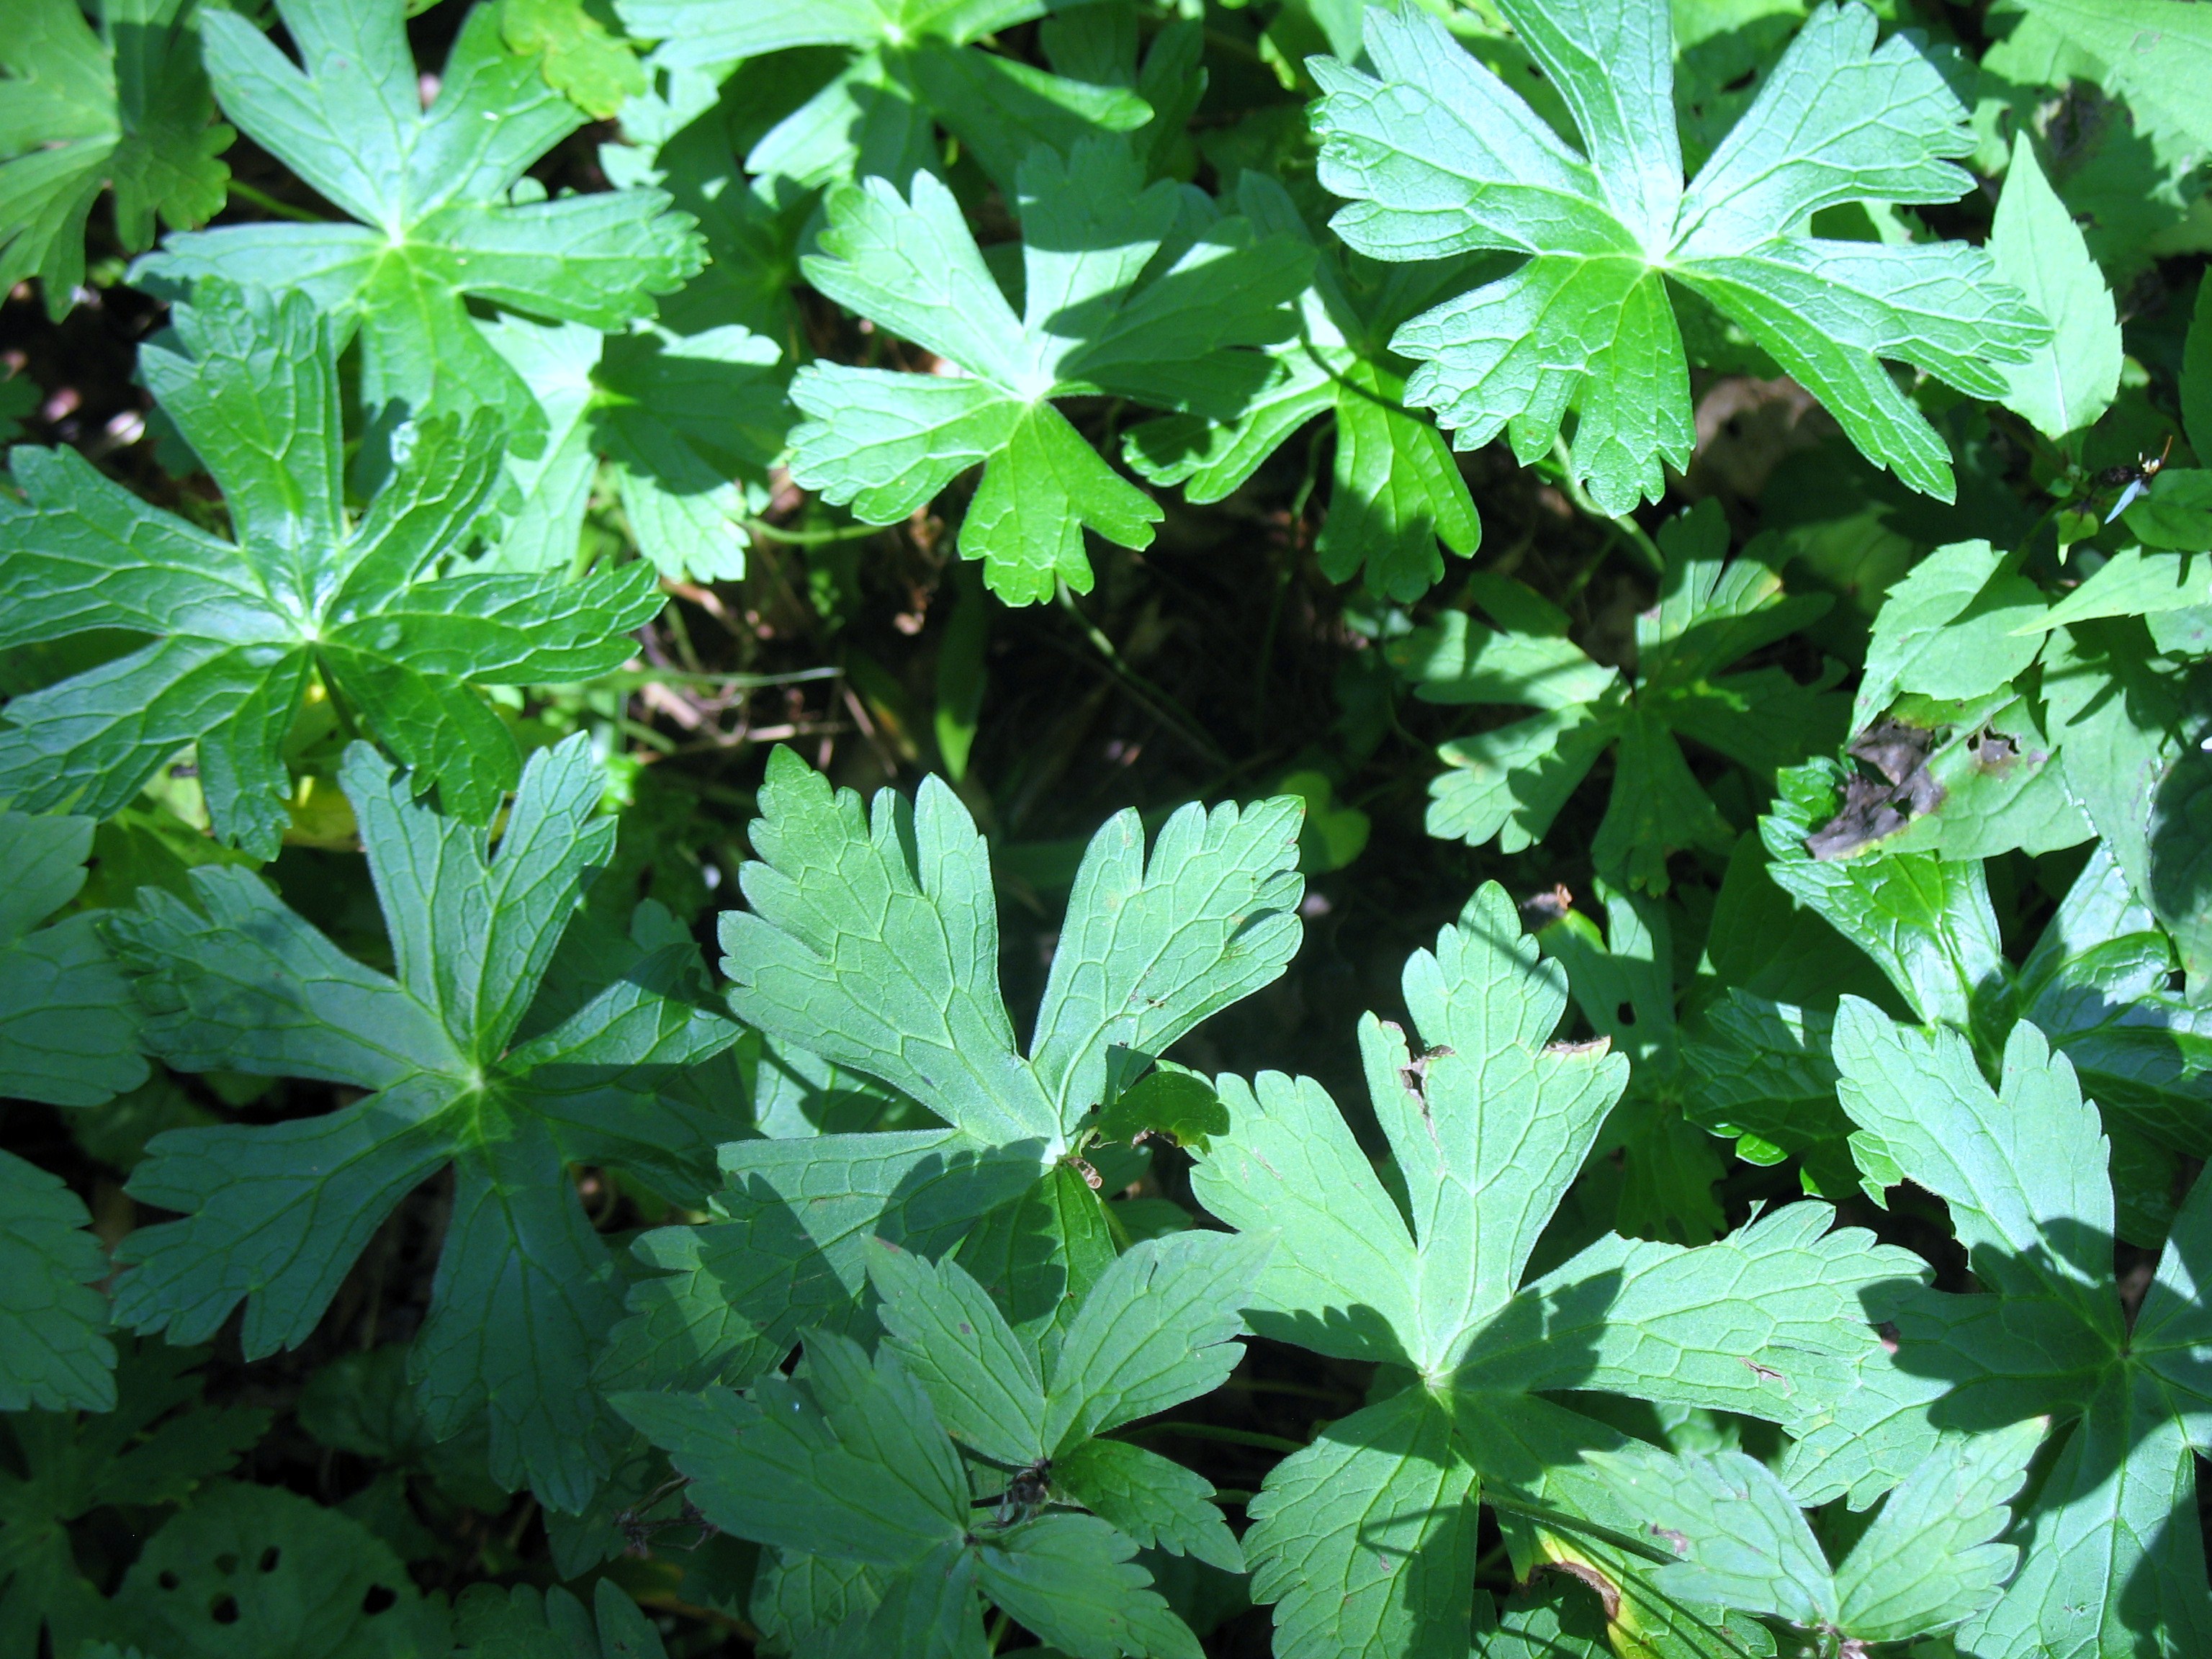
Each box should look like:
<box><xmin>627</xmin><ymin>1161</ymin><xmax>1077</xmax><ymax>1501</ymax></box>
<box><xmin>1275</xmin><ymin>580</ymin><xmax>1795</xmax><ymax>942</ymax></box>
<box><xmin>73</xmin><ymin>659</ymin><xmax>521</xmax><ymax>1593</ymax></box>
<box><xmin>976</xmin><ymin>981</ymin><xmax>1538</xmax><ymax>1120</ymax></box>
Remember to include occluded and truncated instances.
<box><xmin>1989</xmin><ymin>133</ymin><xmax>2122</xmax><ymax>442</ymax></box>
<box><xmin>720</xmin><ymin>748</ymin><xmax>1301</xmax><ymax>1150</ymax></box>
<box><xmin>1454</xmin><ymin>1202</ymin><xmax>1918</xmax><ymax>1434</ymax></box>
<box><xmin>1853</xmin><ymin>539</ymin><xmax>2046</xmax><ymax>727</ymax></box>
<box><xmin>1586</xmin><ymin>1443</ymin><xmax>1838</xmax><ymax>1629</ymax></box>
<box><xmin>0</xmin><ymin>284</ymin><xmax>659</xmax><ymax>850</ymax></box>
<box><xmin>0</xmin><ymin>0</ymin><xmax>232</xmax><ymax>320</ymax></box>
<box><xmin>1833</xmin><ymin>1419</ymin><xmax>2045</xmax><ymax>1641</ymax></box>
<box><xmin>502</xmin><ymin>0</ymin><xmax>644</xmax><ymax>119</ymax></box>
<box><xmin>136</xmin><ymin>0</ymin><xmax>700</xmax><ymax>436</ymax></box>
<box><xmin>1312</xmin><ymin>2</ymin><xmax>2046</xmax><ymax>511</ymax></box>
<box><xmin>2023</xmin><ymin>0</ymin><xmax>2212</xmax><ymax>151</ymax></box>
<box><xmin>1192</xmin><ymin>884</ymin><xmax>1915</xmax><ymax>1653</ymax></box>
<box><xmin>2028</xmin><ymin>545</ymin><xmax>2212</xmax><ymax>632</ymax></box>
<box><xmin>1834</xmin><ymin>1002</ymin><xmax>2118</xmax><ymax>1324</ymax></box>
<box><xmin>1244</xmin><ymin>1387</ymin><xmax>1477</xmax><ymax>1659</ymax></box>
<box><xmin>1190</xmin><ymin>1069</ymin><xmax>1421</xmax><ymax>1366</ymax></box>
<box><xmin>1961</xmin><ymin>1373</ymin><xmax>2212</xmax><ymax>1659</ymax></box>
<box><xmin>480</xmin><ymin>314</ymin><xmax>788</xmax><ymax>582</ymax></box>
<box><xmin>787</xmin><ymin>142</ymin><xmax>1310</xmax><ymax>601</ymax></box>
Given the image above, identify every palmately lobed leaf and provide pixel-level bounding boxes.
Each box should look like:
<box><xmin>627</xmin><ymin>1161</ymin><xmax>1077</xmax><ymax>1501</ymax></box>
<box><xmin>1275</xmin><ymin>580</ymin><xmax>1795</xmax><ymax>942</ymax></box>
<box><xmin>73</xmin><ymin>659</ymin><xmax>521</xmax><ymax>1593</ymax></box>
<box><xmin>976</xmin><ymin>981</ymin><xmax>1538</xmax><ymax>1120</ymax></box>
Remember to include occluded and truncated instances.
<box><xmin>0</xmin><ymin>282</ymin><xmax>660</xmax><ymax>853</ymax></box>
<box><xmin>786</xmin><ymin>138</ymin><xmax>1312</xmax><ymax>601</ymax></box>
<box><xmin>0</xmin><ymin>0</ymin><xmax>233</xmax><ymax>320</ymax></box>
<box><xmin>104</xmin><ymin>735</ymin><xmax>742</xmax><ymax>1514</ymax></box>
<box><xmin>135</xmin><ymin>0</ymin><xmax>703</xmax><ymax>438</ymax></box>
<box><xmin>1310</xmin><ymin>0</ymin><xmax>2047</xmax><ymax>514</ymax></box>
<box><xmin>1401</xmin><ymin>501</ymin><xmax>1842</xmax><ymax>889</ymax></box>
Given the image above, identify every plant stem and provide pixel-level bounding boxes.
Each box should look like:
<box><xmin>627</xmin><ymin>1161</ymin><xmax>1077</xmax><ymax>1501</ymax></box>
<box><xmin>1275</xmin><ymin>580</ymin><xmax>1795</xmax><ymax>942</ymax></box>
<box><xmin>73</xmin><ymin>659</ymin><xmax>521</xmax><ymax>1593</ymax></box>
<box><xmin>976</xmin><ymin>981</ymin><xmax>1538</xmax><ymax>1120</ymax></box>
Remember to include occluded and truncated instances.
<box><xmin>316</xmin><ymin>659</ymin><xmax>361</xmax><ymax>741</ymax></box>
<box><xmin>743</xmin><ymin>516</ymin><xmax>886</xmax><ymax>547</ymax></box>
<box><xmin>1055</xmin><ymin>580</ymin><xmax>1228</xmax><ymax>767</ymax></box>
<box><xmin>226</xmin><ymin>179</ymin><xmax>323</xmax><ymax>222</ymax></box>
<box><xmin>1547</xmin><ymin>436</ymin><xmax>1665</xmax><ymax>576</ymax></box>
<box><xmin>1117</xmin><ymin>1421</ymin><xmax>1305</xmax><ymax>1453</ymax></box>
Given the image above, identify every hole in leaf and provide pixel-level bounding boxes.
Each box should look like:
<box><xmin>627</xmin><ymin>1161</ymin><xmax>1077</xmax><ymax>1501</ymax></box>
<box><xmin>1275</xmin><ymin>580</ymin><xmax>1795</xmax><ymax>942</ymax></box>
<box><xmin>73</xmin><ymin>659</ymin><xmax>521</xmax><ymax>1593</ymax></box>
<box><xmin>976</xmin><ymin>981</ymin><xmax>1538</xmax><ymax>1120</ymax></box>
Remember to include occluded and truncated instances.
<box><xmin>258</xmin><ymin>1546</ymin><xmax>281</xmax><ymax>1573</ymax></box>
<box><xmin>1614</xmin><ymin>1002</ymin><xmax>1636</xmax><ymax>1027</ymax></box>
<box><xmin>362</xmin><ymin>1584</ymin><xmax>398</xmax><ymax>1617</ymax></box>
<box><xmin>210</xmin><ymin>1596</ymin><xmax>240</xmax><ymax>1625</ymax></box>
<box><xmin>157</xmin><ymin>1571</ymin><xmax>180</xmax><ymax>1591</ymax></box>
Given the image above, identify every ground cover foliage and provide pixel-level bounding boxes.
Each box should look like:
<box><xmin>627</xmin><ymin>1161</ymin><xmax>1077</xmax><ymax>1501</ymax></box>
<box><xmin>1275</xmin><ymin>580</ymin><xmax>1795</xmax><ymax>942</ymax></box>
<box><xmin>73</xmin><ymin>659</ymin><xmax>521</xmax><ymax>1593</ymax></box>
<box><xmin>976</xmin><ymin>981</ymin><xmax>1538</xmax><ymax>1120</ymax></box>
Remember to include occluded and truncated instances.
<box><xmin>4</xmin><ymin>0</ymin><xmax>2212</xmax><ymax>1653</ymax></box>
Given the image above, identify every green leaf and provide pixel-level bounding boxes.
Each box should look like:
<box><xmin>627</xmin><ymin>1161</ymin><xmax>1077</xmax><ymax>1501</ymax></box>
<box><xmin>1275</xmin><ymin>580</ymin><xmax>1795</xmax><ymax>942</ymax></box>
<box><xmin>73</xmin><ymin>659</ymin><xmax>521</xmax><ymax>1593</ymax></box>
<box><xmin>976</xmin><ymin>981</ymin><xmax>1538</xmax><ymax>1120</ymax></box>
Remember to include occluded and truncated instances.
<box><xmin>1122</xmin><ymin>172</ymin><xmax>1483</xmax><ymax>602</ymax></box>
<box><xmin>1040</xmin><ymin>1229</ymin><xmax>1272</xmax><ymax>1452</ymax></box>
<box><xmin>1708</xmin><ymin>1023</ymin><xmax>1871</xmax><ymax>1198</ymax></box>
<box><xmin>615</xmin><ymin>0</ymin><xmax>1149</xmax><ymax>197</ymax></box>
<box><xmin>1586</xmin><ymin>1444</ymin><xmax>1838</xmax><ymax>1629</ymax></box>
<box><xmin>617</xmin><ymin>1331</ymin><xmax>1205</xmax><ymax>1659</ymax></box>
<box><xmin>2023</xmin><ymin>0</ymin><xmax>2212</xmax><ymax>152</ymax></box>
<box><xmin>1051</xmin><ymin>1439</ymin><xmax>1244</xmax><ymax>1575</ymax></box>
<box><xmin>1243</xmin><ymin>1387</ymin><xmax>1477</xmax><ymax>1659</ymax></box>
<box><xmin>107</xmin><ymin>736</ymin><xmax>742</xmax><ymax>1511</ymax></box>
<box><xmin>1832</xmin><ymin>1418</ymin><xmax>2045</xmax><ymax>1641</ymax></box>
<box><xmin>721</xmin><ymin>747</ymin><xmax>1302</xmax><ymax>1151</ymax></box>
<box><xmin>135</xmin><ymin>0</ymin><xmax>701</xmax><ymax>436</ymax></box>
<box><xmin>0</xmin><ymin>0</ymin><xmax>233</xmax><ymax>320</ymax></box>
<box><xmin>1311</xmin><ymin>2</ymin><xmax>2046</xmax><ymax>512</ymax></box>
<box><xmin>616</xmin><ymin>1341</ymin><xmax>968</xmax><ymax>1567</ymax></box>
<box><xmin>1759</xmin><ymin>761</ymin><xmax>2008</xmax><ymax>1028</ymax></box>
<box><xmin>0</xmin><ymin>1346</ymin><xmax>269</xmax><ymax>1659</ymax></box>
<box><xmin>112</xmin><ymin>1483</ymin><xmax>449</xmax><ymax>1658</ymax></box>
<box><xmin>603</xmin><ymin>1127</ymin><xmax>1046</xmax><ymax>1399</ymax></box>
<box><xmin>0</xmin><ymin>811</ymin><xmax>146</xmax><ymax>1107</ymax></box>
<box><xmin>2026</xmin><ymin>544</ymin><xmax>2212</xmax><ymax>632</ymax></box>
<box><xmin>1190</xmin><ymin>884</ymin><xmax>1920</xmax><ymax>1658</ymax></box>
<box><xmin>864</xmin><ymin>1236</ymin><xmax>1048</xmax><ymax>1467</ymax></box>
<box><xmin>0</xmin><ymin>1149</ymin><xmax>112</xmax><ymax>1414</ymax></box>
<box><xmin>972</xmin><ymin>1511</ymin><xmax>1202</xmax><ymax>1659</ymax></box>
<box><xmin>451</xmin><ymin>1580</ymin><xmax>667</xmax><ymax>1659</ymax></box>
<box><xmin>1192</xmin><ymin>1068</ymin><xmax>1422</xmax><ymax>1367</ymax></box>
<box><xmin>1989</xmin><ymin>133</ymin><xmax>2122</xmax><ymax>442</ymax></box>
<box><xmin>1853</xmin><ymin>540</ymin><xmax>2046</xmax><ymax>726</ymax></box>
<box><xmin>0</xmin><ymin>284</ymin><xmax>660</xmax><ymax>852</ymax></box>
<box><xmin>2018</xmin><ymin>842</ymin><xmax>2212</xmax><ymax>1167</ymax></box>
<box><xmin>502</xmin><ymin>0</ymin><xmax>645</xmax><ymax>119</ymax></box>
<box><xmin>2186</xmin><ymin>274</ymin><xmax>2212</xmax><ymax>465</ymax></box>
<box><xmin>1825</xmin><ymin>999</ymin><xmax>2212</xmax><ymax>1653</ymax></box>
<box><xmin>480</xmin><ymin>313</ymin><xmax>789</xmax><ymax>581</ymax></box>
<box><xmin>1964</xmin><ymin>1372</ymin><xmax>2212</xmax><ymax>1659</ymax></box>
<box><xmin>1094</xmin><ymin>1067</ymin><xmax>1229</xmax><ymax>1154</ymax></box>
<box><xmin>297</xmin><ymin>1343</ymin><xmax>504</xmax><ymax>1513</ymax></box>
<box><xmin>1835</xmin><ymin>1002</ymin><xmax>2119</xmax><ymax>1323</ymax></box>
<box><xmin>786</xmin><ymin>141</ymin><xmax>1311</xmax><ymax>601</ymax></box>
<box><xmin>1398</xmin><ymin>502</ymin><xmax>1840</xmax><ymax>889</ymax></box>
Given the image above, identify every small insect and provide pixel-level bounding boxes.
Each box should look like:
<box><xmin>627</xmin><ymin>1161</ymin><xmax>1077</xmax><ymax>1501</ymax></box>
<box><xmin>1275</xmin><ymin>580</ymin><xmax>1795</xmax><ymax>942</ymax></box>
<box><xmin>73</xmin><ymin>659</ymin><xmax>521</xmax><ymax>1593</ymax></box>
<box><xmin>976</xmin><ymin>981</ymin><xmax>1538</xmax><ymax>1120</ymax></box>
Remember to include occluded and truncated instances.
<box><xmin>2099</xmin><ymin>434</ymin><xmax>2174</xmax><ymax>524</ymax></box>
<box><xmin>990</xmin><ymin>1457</ymin><xmax>1053</xmax><ymax>1527</ymax></box>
